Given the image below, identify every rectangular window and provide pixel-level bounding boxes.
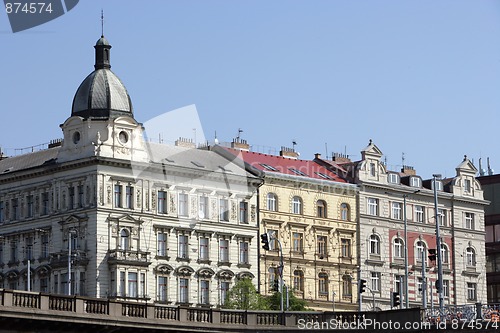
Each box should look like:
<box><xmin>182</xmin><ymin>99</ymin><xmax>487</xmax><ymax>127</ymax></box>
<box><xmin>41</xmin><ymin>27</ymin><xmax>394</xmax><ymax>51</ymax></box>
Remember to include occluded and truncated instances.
<box><xmin>0</xmin><ymin>201</ymin><xmax>4</xmax><ymax>223</ymax></box>
<box><xmin>10</xmin><ymin>240</ymin><xmax>17</xmax><ymax>262</ymax></box>
<box><xmin>342</xmin><ymin>277</ymin><xmax>352</xmax><ymax>296</ymax></box>
<box><xmin>219</xmin><ymin>239</ymin><xmax>229</xmax><ymax>262</ymax></box>
<box><xmin>219</xmin><ymin>199</ymin><xmax>229</xmax><ymax>221</ymax></box>
<box><xmin>158</xmin><ymin>276</ymin><xmax>168</xmax><ymax>302</ymax></box>
<box><xmin>370</xmin><ymin>162</ymin><xmax>376</xmax><ymax>177</ymax></box>
<box><xmin>178</xmin><ymin>235</ymin><xmax>188</xmax><ymax>259</ymax></box>
<box><xmin>367</xmin><ymin>198</ymin><xmax>378</xmax><ymax>216</ymax></box>
<box><xmin>128</xmin><ymin>272</ymin><xmax>138</xmax><ymax>298</ymax></box>
<box><xmin>77</xmin><ymin>185</ymin><xmax>84</xmax><ymax>208</ymax></box>
<box><xmin>317</xmin><ymin>236</ymin><xmax>327</xmax><ymax>257</ymax></box>
<box><xmin>371</xmin><ymin>272</ymin><xmax>381</xmax><ymax>292</ymax></box>
<box><xmin>120</xmin><ymin>271</ymin><xmax>126</xmax><ymax>297</ymax></box>
<box><xmin>68</xmin><ymin>187</ymin><xmax>75</xmax><ymax>210</ymax></box>
<box><xmin>220</xmin><ymin>282</ymin><xmax>230</xmax><ymax>306</ymax></box>
<box><xmin>464</xmin><ymin>179</ymin><xmax>472</xmax><ymax>194</ymax></box>
<box><xmin>415</xmin><ymin>206</ymin><xmax>424</xmax><ymax>223</ymax></box>
<box><xmin>467</xmin><ymin>282</ymin><xmax>477</xmax><ymax>301</ymax></box>
<box><xmin>200</xmin><ymin>280</ymin><xmax>210</xmax><ymax>305</ymax></box>
<box><xmin>41</xmin><ymin>233</ymin><xmax>49</xmax><ymax>258</ymax></box>
<box><xmin>394</xmin><ymin>275</ymin><xmax>403</xmax><ymax>294</ymax></box>
<box><xmin>443</xmin><ymin>280</ymin><xmax>450</xmax><ymax>297</ymax></box>
<box><xmin>437</xmin><ymin>209</ymin><xmax>446</xmax><ymax>227</ymax></box>
<box><xmin>392</xmin><ymin>202</ymin><xmax>402</xmax><ymax>220</ymax></box>
<box><xmin>26</xmin><ymin>195</ymin><xmax>34</xmax><ymax>218</ymax></box>
<box><xmin>40</xmin><ymin>277</ymin><xmax>48</xmax><ymax>293</ymax></box>
<box><xmin>268</xmin><ymin>229</ymin><xmax>278</xmax><ymax>251</ymax></box>
<box><xmin>319</xmin><ymin>274</ymin><xmax>328</xmax><ymax>295</ymax></box>
<box><xmin>179</xmin><ymin>193</ymin><xmax>188</xmax><ymax>217</ymax></box>
<box><xmin>157</xmin><ymin>232</ymin><xmax>167</xmax><ymax>257</ymax></box>
<box><xmin>114</xmin><ymin>185</ymin><xmax>122</xmax><ymax>208</ymax></box>
<box><xmin>25</xmin><ymin>237</ymin><xmax>33</xmax><ymax>260</ymax></box>
<box><xmin>140</xmin><ymin>273</ymin><xmax>145</xmax><ymax>298</ymax></box>
<box><xmin>11</xmin><ymin>198</ymin><xmax>19</xmax><ymax>220</ymax></box>
<box><xmin>465</xmin><ymin>212</ymin><xmax>475</xmax><ymax>230</ymax></box>
<box><xmin>341</xmin><ymin>238</ymin><xmax>351</xmax><ymax>258</ymax></box>
<box><xmin>199</xmin><ymin>196</ymin><xmax>208</xmax><ymax>219</ymax></box>
<box><xmin>388</xmin><ymin>173</ymin><xmax>399</xmax><ymax>184</ymax></box>
<box><xmin>125</xmin><ymin>186</ymin><xmax>134</xmax><ymax>209</ymax></box>
<box><xmin>239</xmin><ymin>202</ymin><xmax>248</xmax><ymax>223</ymax></box>
<box><xmin>239</xmin><ymin>241</ymin><xmax>249</xmax><ymax>264</ymax></box>
<box><xmin>0</xmin><ymin>242</ymin><xmax>3</xmax><ymax>265</ymax></box>
<box><xmin>158</xmin><ymin>191</ymin><xmax>167</xmax><ymax>214</ymax></box>
<box><xmin>61</xmin><ymin>273</ymin><xmax>68</xmax><ymax>295</ymax></box>
<box><xmin>417</xmin><ymin>278</ymin><xmax>423</xmax><ymax>296</ymax></box>
<box><xmin>199</xmin><ymin>237</ymin><xmax>209</xmax><ymax>260</ymax></box>
<box><xmin>410</xmin><ymin>177</ymin><xmax>421</xmax><ymax>187</ymax></box>
<box><xmin>179</xmin><ymin>278</ymin><xmax>189</xmax><ymax>303</ymax></box>
<box><xmin>292</xmin><ymin>232</ymin><xmax>303</xmax><ymax>252</ymax></box>
<box><xmin>41</xmin><ymin>192</ymin><xmax>49</xmax><ymax>215</ymax></box>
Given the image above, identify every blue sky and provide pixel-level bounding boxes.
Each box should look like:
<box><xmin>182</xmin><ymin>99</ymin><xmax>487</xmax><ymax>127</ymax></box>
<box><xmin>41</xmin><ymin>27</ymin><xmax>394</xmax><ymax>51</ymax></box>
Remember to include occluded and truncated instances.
<box><xmin>1</xmin><ymin>0</ymin><xmax>500</xmax><ymax>179</ymax></box>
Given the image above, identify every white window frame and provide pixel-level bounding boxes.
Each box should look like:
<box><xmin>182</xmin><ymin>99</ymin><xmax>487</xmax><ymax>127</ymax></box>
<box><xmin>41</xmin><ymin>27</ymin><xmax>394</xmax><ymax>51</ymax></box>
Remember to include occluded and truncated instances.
<box><xmin>292</xmin><ymin>196</ymin><xmax>302</xmax><ymax>214</ymax></box>
<box><xmin>369</xmin><ymin>235</ymin><xmax>380</xmax><ymax>255</ymax></box>
<box><xmin>370</xmin><ymin>272</ymin><xmax>381</xmax><ymax>292</ymax></box>
<box><xmin>415</xmin><ymin>205</ymin><xmax>424</xmax><ymax>223</ymax></box>
<box><xmin>367</xmin><ymin>198</ymin><xmax>378</xmax><ymax>216</ymax></box>
<box><xmin>393</xmin><ymin>238</ymin><xmax>403</xmax><ymax>259</ymax></box>
<box><xmin>392</xmin><ymin>202</ymin><xmax>402</xmax><ymax>220</ymax></box>
<box><xmin>267</xmin><ymin>193</ymin><xmax>277</xmax><ymax>211</ymax></box>
<box><xmin>179</xmin><ymin>193</ymin><xmax>189</xmax><ymax>217</ymax></box>
<box><xmin>178</xmin><ymin>235</ymin><xmax>188</xmax><ymax>259</ymax></box>
<box><xmin>465</xmin><ymin>212</ymin><xmax>475</xmax><ymax>230</ymax></box>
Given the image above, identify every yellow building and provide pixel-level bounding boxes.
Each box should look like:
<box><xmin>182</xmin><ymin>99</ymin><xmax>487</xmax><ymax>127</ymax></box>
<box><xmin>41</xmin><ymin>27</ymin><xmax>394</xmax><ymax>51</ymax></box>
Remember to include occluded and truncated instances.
<box><xmin>220</xmin><ymin>142</ymin><xmax>359</xmax><ymax>311</ymax></box>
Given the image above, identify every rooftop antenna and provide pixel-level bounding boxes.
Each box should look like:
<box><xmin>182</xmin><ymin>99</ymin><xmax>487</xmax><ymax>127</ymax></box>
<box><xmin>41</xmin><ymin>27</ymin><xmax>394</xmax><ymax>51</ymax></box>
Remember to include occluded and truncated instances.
<box><xmin>214</xmin><ymin>131</ymin><xmax>219</xmax><ymax>144</ymax></box>
<box><xmin>488</xmin><ymin>157</ymin><xmax>494</xmax><ymax>176</ymax></box>
<box><xmin>292</xmin><ymin>140</ymin><xmax>297</xmax><ymax>151</ymax></box>
<box><xmin>402</xmin><ymin>152</ymin><xmax>405</xmax><ymax>167</ymax></box>
<box><xmin>236</xmin><ymin>128</ymin><xmax>243</xmax><ymax>140</ymax></box>
<box><xmin>325</xmin><ymin>143</ymin><xmax>328</xmax><ymax>159</ymax></box>
<box><xmin>101</xmin><ymin>9</ymin><xmax>104</xmax><ymax>37</ymax></box>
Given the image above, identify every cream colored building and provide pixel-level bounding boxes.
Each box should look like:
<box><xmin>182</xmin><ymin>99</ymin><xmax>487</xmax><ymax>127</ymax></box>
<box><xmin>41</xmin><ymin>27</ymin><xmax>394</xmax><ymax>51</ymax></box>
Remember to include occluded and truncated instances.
<box><xmin>0</xmin><ymin>36</ymin><xmax>262</xmax><ymax>308</ymax></box>
<box><xmin>219</xmin><ymin>143</ymin><xmax>359</xmax><ymax>311</ymax></box>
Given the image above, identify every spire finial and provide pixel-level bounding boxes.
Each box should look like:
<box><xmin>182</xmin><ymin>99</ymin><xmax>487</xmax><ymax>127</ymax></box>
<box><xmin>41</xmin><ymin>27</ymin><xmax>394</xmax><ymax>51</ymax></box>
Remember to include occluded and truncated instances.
<box><xmin>101</xmin><ymin>9</ymin><xmax>104</xmax><ymax>37</ymax></box>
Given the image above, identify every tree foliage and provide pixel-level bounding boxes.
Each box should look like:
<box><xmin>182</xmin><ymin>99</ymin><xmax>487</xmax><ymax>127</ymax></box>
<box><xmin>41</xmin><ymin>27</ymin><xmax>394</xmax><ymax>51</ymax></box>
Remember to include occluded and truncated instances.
<box><xmin>267</xmin><ymin>289</ymin><xmax>310</xmax><ymax>311</ymax></box>
<box><xmin>222</xmin><ymin>278</ymin><xmax>269</xmax><ymax>310</ymax></box>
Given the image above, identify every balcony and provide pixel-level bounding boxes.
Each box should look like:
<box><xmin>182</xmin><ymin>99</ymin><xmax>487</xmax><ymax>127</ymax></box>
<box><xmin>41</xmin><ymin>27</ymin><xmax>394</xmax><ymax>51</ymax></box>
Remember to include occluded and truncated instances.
<box><xmin>108</xmin><ymin>249</ymin><xmax>151</xmax><ymax>267</ymax></box>
<box><xmin>50</xmin><ymin>251</ymin><xmax>89</xmax><ymax>269</ymax></box>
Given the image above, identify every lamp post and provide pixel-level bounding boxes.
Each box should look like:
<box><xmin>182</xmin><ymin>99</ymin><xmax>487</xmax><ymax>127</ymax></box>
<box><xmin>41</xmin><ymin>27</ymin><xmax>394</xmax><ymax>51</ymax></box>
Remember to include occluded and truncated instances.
<box><xmin>403</xmin><ymin>194</ymin><xmax>409</xmax><ymax>309</ymax></box>
<box><xmin>68</xmin><ymin>229</ymin><xmax>77</xmax><ymax>296</ymax></box>
<box><xmin>433</xmin><ymin>174</ymin><xmax>444</xmax><ymax>313</ymax></box>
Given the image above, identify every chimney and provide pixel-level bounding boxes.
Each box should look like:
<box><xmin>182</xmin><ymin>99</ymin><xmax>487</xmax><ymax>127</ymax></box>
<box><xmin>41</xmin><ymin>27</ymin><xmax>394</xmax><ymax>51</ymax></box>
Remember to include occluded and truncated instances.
<box><xmin>48</xmin><ymin>139</ymin><xmax>63</xmax><ymax>148</ymax></box>
<box><xmin>401</xmin><ymin>165</ymin><xmax>416</xmax><ymax>176</ymax></box>
<box><xmin>280</xmin><ymin>146</ymin><xmax>299</xmax><ymax>159</ymax></box>
<box><xmin>231</xmin><ymin>138</ymin><xmax>250</xmax><ymax>151</ymax></box>
<box><xmin>314</xmin><ymin>153</ymin><xmax>322</xmax><ymax>160</ymax></box>
<box><xmin>332</xmin><ymin>152</ymin><xmax>351</xmax><ymax>163</ymax></box>
<box><xmin>175</xmin><ymin>137</ymin><xmax>196</xmax><ymax>149</ymax></box>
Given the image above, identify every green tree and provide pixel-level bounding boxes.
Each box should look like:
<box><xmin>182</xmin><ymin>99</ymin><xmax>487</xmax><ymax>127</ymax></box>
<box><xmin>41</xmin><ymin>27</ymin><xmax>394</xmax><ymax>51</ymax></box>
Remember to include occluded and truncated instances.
<box><xmin>222</xmin><ymin>278</ymin><xmax>269</xmax><ymax>310</ymax></box>
<box><xmin>267</xmin><ymin>289</ymin><xmax>310</xmax><ymax>311</ymax></box>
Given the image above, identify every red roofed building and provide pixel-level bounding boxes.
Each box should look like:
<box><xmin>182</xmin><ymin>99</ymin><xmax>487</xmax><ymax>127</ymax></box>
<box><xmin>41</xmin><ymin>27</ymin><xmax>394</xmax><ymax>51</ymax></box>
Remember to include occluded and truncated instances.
<box><xmin>215</xmin><ymin>140</ymin><xmax>359</xmax><ymax>311</ymax></box>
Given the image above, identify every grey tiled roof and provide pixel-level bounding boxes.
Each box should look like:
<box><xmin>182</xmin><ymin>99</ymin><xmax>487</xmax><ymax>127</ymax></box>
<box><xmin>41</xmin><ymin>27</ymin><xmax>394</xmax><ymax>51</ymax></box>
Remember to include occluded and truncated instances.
<box><xmin>0</xmin><ymin>147</ymin><xmax>59</xmax><ymax>175</ymax></box>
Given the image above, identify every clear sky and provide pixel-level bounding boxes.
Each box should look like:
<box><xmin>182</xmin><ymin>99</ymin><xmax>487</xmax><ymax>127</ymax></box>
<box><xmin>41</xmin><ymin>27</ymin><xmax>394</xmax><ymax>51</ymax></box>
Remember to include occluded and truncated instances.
<box><xmin>1</xmin><ymin>0</ymin><xmax>500</xmax><ymax>179</ymax></box>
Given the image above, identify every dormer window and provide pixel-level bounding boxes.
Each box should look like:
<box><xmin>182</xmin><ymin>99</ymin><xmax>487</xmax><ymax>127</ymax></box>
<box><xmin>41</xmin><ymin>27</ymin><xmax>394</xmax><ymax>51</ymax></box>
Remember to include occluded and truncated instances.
<box><xmin>370</xmin><ymin>163</ymin><xmax>376</xmax><ymax>177</ymax></box>
<box><xmin>433</xmin><ymin>181</ymin><xmax>443</xmax><ymax>191</ymax></box>
<box><xmin>464</xmin><ymin>179</ymin><xmax>472</xmax><ymax>194</ymax></box>
<box><xmin>410</xmin><ymin>177</ymin><xmax>421</xmax><ymax>188</ymax></box>
<box><xmin>388</xmin><ymin>173</ymin><xmax>399</xmax><ymax>184</ymax></box>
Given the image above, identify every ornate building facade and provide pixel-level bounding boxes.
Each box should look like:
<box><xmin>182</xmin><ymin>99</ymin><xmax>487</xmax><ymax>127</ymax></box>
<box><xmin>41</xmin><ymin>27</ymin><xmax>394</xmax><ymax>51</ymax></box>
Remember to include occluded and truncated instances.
<box><xmin>218</xmin><ymin>142</ymin><xmax>359</xmax><ymax>311</ymax></box>
<box><xmin>317</xmin><ymin>141</ymin><xmax>488</xmax><ymax>310</ymax></box>
<box><xmin>0</xmin><ymin>36</ymin><xmax>262</xmax><ymax>307</ymax></box>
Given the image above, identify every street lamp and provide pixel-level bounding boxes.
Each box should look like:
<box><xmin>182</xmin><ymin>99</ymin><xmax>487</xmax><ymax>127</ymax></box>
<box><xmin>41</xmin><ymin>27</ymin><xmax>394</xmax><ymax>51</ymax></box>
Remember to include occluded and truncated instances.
<box><xmin>432</xmin><ymin>174</ymin><xmax>444</xmax><ymax>313</ymax></box>
<box><xmin>68</xmin><ymin>229</ymin><xmax>77</xmax><ymax>296</ymax></box>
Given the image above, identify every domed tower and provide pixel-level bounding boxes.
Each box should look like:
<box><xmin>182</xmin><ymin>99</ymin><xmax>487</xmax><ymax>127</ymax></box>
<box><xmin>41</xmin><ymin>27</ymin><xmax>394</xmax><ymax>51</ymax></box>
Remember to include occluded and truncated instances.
<box><xmin>58</xmin><ymin>36</ymin><xmax>148</xmax><ymax>163</ymax></box>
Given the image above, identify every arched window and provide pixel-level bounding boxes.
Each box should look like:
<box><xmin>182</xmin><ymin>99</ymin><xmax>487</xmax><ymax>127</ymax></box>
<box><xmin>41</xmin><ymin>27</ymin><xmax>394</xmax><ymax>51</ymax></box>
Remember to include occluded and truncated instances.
<box><xmin>466</xmin><ymin>247</ymin><xmax>476</xmax><ymax>267</ymax></box>
<box><xmin>369</xmin><ymin>235</ymin><xmax>380</xmax><ymax>255</ymax></box>
<box><xmin>120</xmin><ymin>229</ymin><xmax>130</xmax><ymax>250</ymax></box>
<box><xmin>340</xmin><ymin>203</ymin><xmax>350</xmax><ymax>221</ymax></box>
<box><xmin>416</xmin><ymin>241</ymin><xmax>425</xmax><ymax>262</ymax></box>
<box><xmin>440</xmin><ymin>244</ymin><xmax>449</xmax><ymax>264</ymax></box>
<box><xmin>293</xmin><ymin>270</ymin><xmax>304</xmax><ymax>292</ymax></box>
<box><xmin>267</xmin><ymin>193</ymin><xmax>277</xmax><ymax>212</ymax></box>
<box><xmin>393</xmin><ymin>238</ymin><xmax>404</xmax><ymax>259</ymax></box>
<box><xmin>318</xmin><ymin>273</ymin><xmax>328</xmax><ymax>295</ymax></box>
<box><xmin>317</xmin><ymin>200</ymin><xmax>327</xmax><ymax>218</ymax></box>
<box><xmin>292</xmin><ymin>196</ymin><xmax>303</xmax><ymax>215</ymax></box>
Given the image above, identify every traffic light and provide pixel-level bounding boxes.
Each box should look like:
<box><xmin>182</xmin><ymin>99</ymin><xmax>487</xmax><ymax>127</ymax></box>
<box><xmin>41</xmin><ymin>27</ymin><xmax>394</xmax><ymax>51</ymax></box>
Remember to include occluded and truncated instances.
<box><xmin>428</xmin><ymin>249</ymin><xmax>437</xmax><ymax>261</ymax></box>
<box><xmin>359</xmin><ymin>279</ymin><xmax>367</xmax><ymax>294</ymax></box>
<box><xmin>435</xmin><ymin>279</ymin><xmax>441</xmax><ymax>292</ymax></box>
<box><xmin>391</xmin><ymin>292</ymin><xmax>400</xmax><ymax>308</ymax></box>
<box><xmin>260</xmin><ymin>233</ymin><xmax>270</xmax><ymax>251</ymax></box>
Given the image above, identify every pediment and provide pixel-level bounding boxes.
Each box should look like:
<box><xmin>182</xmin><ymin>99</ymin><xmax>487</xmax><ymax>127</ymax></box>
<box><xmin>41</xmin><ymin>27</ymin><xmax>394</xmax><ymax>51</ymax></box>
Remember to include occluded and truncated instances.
<box><xmin>456</xmin><ymin>156</ymin><xmax>477</xmax><ymax>175</ymax></box>
<box><xmin>361</xmin><ymin>140</ymin><xmax>383</xmax><ymax>159</ymax></box>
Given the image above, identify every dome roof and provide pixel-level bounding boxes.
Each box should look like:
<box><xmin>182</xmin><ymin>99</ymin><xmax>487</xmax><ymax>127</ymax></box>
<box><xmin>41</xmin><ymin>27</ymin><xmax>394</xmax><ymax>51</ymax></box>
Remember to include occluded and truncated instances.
<box><xmin>71</xmin><ymin>36</ymin><xmax>133</xmax><ymax>120</ymax></box>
